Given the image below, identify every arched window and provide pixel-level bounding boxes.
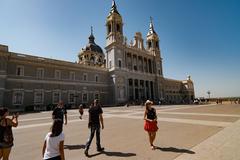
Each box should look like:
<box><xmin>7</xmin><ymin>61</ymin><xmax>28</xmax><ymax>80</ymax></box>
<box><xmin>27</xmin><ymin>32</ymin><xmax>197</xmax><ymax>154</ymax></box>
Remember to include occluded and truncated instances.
<box><xmin>117</xmin><ymin>24</ymin><xmax>120</xmax><ymax>32</ymax></box>
<box><xmin>118</xmin><ymin>60</ymin><xmax>122</xmax><ymax>68</ymax></box>
<box><xmin>148</xmin><ymin>41</ymin><xmax>152</xmax><ymax>49</ymax></box>
<box><xmin>156</xmin><ymin>41</ymin><xmax>159</xmax><ymax>48</ymax></box>
<box><xmin>108</xmin><ymin>24</ymin><xmax>111</xmax><ymax>34</ymax></box>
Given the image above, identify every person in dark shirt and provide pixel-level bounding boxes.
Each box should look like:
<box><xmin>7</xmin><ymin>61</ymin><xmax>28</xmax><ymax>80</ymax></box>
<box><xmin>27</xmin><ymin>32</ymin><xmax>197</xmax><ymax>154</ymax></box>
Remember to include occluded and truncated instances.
<box><xmin>84</xmin><ymin>99</ymin><xmax>104</xmax><ymax>156</ymax></box>
<box><xmin>143</xmin><ymin>100</ymin><xmax>158</xmax><ymax>150</ymax></box>
<box><xmin>79</xmin><ymin>104</ymin><xmax>84</xmax><ymax>119</ymax></box>
<box><xmin>52</xmin><ymin>100</ymin><xmax>67</xmax><ymax>125</ymax></box>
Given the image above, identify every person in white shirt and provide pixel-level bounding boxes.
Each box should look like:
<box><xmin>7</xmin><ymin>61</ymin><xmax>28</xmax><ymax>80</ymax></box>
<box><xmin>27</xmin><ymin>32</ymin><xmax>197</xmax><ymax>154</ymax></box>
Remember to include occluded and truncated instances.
<box><xmin>42</xmin><ymin>119</ymin><xmax>65</xmax><ymax>160</ymax></box>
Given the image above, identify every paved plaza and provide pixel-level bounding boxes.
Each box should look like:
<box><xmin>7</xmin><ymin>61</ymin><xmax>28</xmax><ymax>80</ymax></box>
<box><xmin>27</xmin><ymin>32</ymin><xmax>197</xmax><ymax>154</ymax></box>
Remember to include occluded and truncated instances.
<box><xmin>11</xmin><ymin>104</ymin><xmax>240</xmax><ymax>160</ymax></box>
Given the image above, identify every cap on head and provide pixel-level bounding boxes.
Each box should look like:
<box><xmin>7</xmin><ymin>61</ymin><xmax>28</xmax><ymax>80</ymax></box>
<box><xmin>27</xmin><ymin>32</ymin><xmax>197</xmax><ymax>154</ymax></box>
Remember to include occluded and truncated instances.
<box><xmin>145</xmin><ymin>100</ymin><xmax>153</xmax><ymax>105</ymax></box>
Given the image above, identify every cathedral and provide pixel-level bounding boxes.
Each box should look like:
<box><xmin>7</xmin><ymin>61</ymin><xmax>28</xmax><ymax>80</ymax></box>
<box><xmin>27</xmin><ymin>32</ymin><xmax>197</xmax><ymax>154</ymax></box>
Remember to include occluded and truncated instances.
<box><xmin>0</xmin><ymin>1</ymin><xmax>194</xmax><ymax>111</ymax></box>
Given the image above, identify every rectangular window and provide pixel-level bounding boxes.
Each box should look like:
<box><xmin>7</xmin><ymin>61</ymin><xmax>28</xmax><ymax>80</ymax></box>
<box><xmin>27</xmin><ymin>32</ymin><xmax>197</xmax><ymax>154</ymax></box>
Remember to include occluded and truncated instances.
<box><xmin>53</xmin><ymin>91</ymin><xmax>61</xmax><ymax>104</ymax></box>
<box><xmin>55</xmin><ymin>70</ymin><xmax>61</xmax><ymax>79</ymax></box>
<box><xmin>133</xmin><ymin>65</ymin><xmax>137</xmax><ymax>71</ymax></box>
<box><xmin>34</xmin><ymin>91</ymin><xmax>44</xmax><ymax>104</ymax></box>
<box><xmin>83</xmin><ymin>74</ymin><xmax>88</xmax><ymax>81</ymax></box>
<box><xmin>37</xmin><ymin>68</ymin><xmax>44</xmax><ymax>79</ymax></box>
<box><xmin>16</xmin><ymin>65</ymin><xmax>24</xmax><ymax>76</ymax></box>
<box><xmin>95</xmin><ymin>75</ymin><xmax>98</xmax><ymax>82</ymax></box>
<box><xmin>68</xmin><ymin>91</ymin><xmax>75</xmax><ymax>104</ymax></box>
<box><xmin>13</xmin><ymin>91</ymin><xmax>24</xmax><ymax>105</ymax></box>
<box><xmin>69</xmin><ymin>71</ymin><xmax>75</xmax><ymax>80</ymax></box>
<box><xmin>82</xmin><ymin>93</ymin><xmax>88</xmax><ymax>103</ymax></box>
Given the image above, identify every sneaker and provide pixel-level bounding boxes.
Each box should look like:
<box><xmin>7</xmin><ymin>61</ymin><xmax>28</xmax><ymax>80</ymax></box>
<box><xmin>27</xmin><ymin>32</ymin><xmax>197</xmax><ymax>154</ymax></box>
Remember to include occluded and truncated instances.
<box><xmin>84</xmin><ymin>149</ymin><xmax>89</xmax><ymax>157</ymax></box>
<box><xmin>97</xmin><ymin>147</ymin><xmax>105</xmax><ymax>152</ymax></box>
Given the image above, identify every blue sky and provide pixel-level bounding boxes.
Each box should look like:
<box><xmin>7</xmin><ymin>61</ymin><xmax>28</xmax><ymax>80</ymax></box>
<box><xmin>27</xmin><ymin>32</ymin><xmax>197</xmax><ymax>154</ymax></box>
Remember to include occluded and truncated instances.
<box><xmin>0</xmin><ymin>0</ymin><xmax>239</xmax><ymax>98</ymax></box>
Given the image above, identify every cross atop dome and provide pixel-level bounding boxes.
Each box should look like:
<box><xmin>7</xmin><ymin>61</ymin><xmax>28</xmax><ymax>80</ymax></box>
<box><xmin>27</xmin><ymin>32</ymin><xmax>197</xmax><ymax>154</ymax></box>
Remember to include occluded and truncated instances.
<box><xmin>91</xmin><ymin>26</ymin><xmax>93</xmax><ymax>36</ymax></box>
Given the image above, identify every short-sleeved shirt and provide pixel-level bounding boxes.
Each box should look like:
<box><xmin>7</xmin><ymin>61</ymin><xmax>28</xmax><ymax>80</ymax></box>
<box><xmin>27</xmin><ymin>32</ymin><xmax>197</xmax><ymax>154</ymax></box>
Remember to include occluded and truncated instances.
<box><xmin>43</xmin><ymin>132</ymin><xmax>64</xmax><ymax>159</ymax></box>
<box><xmin>52</xmin><ymin>107</ymin><xmax>67</xmax><ymax>122</ymax></box>
<box><xmin>89</xmin><ymin>105</ymin><xmax>103</xmax><ymax>126</ymax></box>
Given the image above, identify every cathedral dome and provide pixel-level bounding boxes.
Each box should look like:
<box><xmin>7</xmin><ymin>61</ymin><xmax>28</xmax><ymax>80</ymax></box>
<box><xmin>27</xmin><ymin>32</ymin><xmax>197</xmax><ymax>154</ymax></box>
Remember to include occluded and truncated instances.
<box><xmin>78</xmin><ymin>27</ymin><xmax>105</xmax><ymax>67</ymax></box>
<box><xmin>84</xmin><ymin>33</ymin><xmax>103</xmax><ymax>54</ymax></box>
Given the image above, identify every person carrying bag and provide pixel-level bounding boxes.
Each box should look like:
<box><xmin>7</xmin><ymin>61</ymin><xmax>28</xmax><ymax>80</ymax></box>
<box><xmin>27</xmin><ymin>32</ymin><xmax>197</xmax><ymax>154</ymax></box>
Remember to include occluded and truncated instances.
<box><xmin>0</xmin><ymin>108</ymin><xmax>18</xmax><ymax>160</ymax></box>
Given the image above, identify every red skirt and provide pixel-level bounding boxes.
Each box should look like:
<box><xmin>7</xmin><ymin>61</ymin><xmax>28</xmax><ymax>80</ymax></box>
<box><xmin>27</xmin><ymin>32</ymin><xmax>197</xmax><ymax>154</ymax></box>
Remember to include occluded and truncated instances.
<box><xmin>144</xmin><ymin>120</ymin><xmax>158</xmax><ymax>132</ymax></box>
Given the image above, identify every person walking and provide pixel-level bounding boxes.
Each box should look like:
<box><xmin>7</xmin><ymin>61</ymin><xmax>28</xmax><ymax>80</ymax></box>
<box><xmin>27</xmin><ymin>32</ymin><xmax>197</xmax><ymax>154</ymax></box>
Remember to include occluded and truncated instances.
<box><xmin>0</xmin><ymin>108</ymin><xmax>18</xmax><ymax>160</ymax></box>
<box><xmin>52</xmin><ymin>101</ymin><xmax>67</xmax><ymax>125</ymax></box>
<box><xmin>42</xmin><ymin>119</ymin><xmax>65</xmax><ymax>160</ymax></box>
<box><xmin>84</xmin><ymin>99</ymin><xmax>104</xmax><ymax>156</ymax></box>
<box><xmin>143</xmin><ymin>100</ymin><xmax>158</xmax><ymax>150</ymax></box>
<box><xmin>79</xmin><ymin>104</ymin><xmax>84</xmax><ymax>119</ymax></box>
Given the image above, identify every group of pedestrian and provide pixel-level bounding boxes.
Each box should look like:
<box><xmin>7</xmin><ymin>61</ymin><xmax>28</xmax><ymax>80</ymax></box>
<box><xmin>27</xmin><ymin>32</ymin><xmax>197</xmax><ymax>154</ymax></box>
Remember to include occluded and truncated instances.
<box><xmin>42</xmin><ymin>100</ymin><xmax>67</xmax><ymax>160</ymax></box>
<box><xmin>42</xmin><ymin>99</ymin><xmax>105</xmax><ymax>159</ymax></box>
<box><xmin>0</xmin><ymin>98</ymin><xmax>159</xmax><ymax>160</ymax></box>
<box><xmin>230</xmin><ymin>99</ymin><xmax>240</xmax><ymax>104</ymax></box>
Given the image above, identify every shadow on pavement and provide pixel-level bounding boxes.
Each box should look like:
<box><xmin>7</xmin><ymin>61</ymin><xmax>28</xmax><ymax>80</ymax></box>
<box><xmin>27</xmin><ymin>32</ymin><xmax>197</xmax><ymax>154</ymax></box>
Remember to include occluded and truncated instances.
<box><xmin>156</xmin><ymin>147</ymin><xmax>195</xmax><ymax>154</ymax></box>
<box><xmin>64</xmin><ymin>144</ymin><xmax>85</xmax><ymax>150</ymax></box>
<box><xmin>88</xmin><ymin>150</ymin><xmax>136</xmax><ymax>158</ymax></box>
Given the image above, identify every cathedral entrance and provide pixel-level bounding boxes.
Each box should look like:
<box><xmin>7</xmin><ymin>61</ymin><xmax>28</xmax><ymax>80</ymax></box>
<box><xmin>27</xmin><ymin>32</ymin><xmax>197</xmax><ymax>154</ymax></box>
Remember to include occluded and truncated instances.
<box><xmin>135</xmin><ymin>88</ymin><xmax>139</xmax><ymax>100</ymax></box>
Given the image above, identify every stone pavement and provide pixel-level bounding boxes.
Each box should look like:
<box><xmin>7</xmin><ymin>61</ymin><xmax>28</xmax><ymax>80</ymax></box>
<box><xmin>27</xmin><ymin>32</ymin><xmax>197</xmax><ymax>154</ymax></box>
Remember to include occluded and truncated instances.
<box><xmin>10</xmin><ymin>104</ymin><xmax>240</xmax><ymax>160</ymax></box>
<box><xmin>174</xmin><ymin>116</ymin><xmax>240</xmax><ymax>160</ymax></box>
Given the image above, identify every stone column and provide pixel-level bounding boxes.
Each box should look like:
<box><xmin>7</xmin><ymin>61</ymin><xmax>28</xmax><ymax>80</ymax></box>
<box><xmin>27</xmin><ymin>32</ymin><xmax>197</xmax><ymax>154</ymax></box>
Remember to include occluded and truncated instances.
<box><xmin>152</xmin><ymin>60</ymin><xmax>155</xmax><ymax>74</ymax></box>
<box><xmin>137</xmin><ymin>56</ymin><xmax>139</xmax><ymax>72</ymax></box>
<box><xmin>149</xmin><ymin>81</ymin><xmax>151</xmax><ymax>99</ymax></box>
<box><xmin>124</xmin><ymin>52</ymin><xmax>127</xmax><ymax>69</ymax></box>
<box><xmin>145</xmin><ymin>81</ymin><xmax>148</xmax><ymax>99</ymax></box>
<box><xmin>147</xmin><ymin>59</ymin><xmax>149</xmax><ymax>73</ymax></box>
<box><xmin>143</xmin><ymin>80</ymin><xmax>146</xmax><ymax>99</ymax></box>
<box><xmin>133</xmin><ymin>79</ymin><xmax>135</xmax><ymax>100</ymax></box>
<box><xmin>131</xmin><ymin>54</ymin><xmax>133</xmax><ymax>70</ymax></box>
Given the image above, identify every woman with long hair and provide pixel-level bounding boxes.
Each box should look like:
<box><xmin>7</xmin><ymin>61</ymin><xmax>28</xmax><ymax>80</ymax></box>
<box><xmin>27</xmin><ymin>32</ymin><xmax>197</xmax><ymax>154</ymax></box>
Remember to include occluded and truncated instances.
<box><xmin>42</xmin><ymin>119</ymin><xmax>65</xmax><ymax>160</ymax></box>
<box><xmin>0</xmin><ymin>108</ymin><xmax>18</xmax><ymax>160</ymax></box>
<box><xmin>143</xmin><ymin>100</ymin><xmax>158</xmax><ymax>150</ymax></box>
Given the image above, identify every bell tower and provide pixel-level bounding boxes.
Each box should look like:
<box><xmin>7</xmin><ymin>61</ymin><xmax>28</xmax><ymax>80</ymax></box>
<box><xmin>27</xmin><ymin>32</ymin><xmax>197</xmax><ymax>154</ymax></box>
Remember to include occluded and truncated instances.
<box><xmin>146</xmin><ymin>17</ymin><xmax>163</xmax><ymax>76</ymax></box>
<box><xmin>146</xmin><ymin>17</ymin><xmax>160</xmax><ymax>55</ymax></box>
<box><xmin>106</xmin><ymin>0</ymin><xmax>124</xmax><ymax>46</ymax></box>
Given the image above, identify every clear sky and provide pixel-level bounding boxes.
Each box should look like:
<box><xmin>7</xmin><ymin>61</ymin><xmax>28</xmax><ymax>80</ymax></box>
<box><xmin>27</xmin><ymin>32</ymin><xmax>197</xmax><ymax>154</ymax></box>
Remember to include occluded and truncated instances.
<box><xmin>0</xmin><ymin>0</ymin><xmax>240</xmax><ymax>98</ymax></box>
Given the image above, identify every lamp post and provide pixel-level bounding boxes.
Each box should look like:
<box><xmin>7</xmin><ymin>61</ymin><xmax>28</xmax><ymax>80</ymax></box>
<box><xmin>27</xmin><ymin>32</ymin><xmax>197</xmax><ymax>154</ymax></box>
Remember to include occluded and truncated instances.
<box><xmin>207</xmin><ymin>91</ymin><xmax>211</xmax><ymax>99</ymax></box>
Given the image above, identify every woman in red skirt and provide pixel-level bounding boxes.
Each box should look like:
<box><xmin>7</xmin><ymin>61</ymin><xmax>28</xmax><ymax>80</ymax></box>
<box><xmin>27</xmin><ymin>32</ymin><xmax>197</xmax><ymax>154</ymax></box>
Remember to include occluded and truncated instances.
<box><xmin>144</xmin><ymin>100</ymin><xmax>158</xmax><ymax>150</ymax></box>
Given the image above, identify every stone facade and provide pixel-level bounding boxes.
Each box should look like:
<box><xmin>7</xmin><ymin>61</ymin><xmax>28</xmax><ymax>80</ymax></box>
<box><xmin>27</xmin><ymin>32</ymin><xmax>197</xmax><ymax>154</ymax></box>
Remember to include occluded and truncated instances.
<box><xmin>0</xmin><ymin>1</ymin><xmax>194</xmax><ymax>111</ymax></box>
